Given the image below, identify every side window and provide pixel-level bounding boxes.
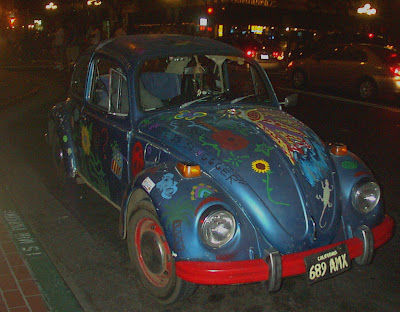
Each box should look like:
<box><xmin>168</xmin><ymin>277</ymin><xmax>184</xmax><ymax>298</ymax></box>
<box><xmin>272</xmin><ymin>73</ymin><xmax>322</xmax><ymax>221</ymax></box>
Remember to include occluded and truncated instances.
<box><xmin>90</xmin><ymin>59</ymin><xmax>129</xmax><ymax>116</ymax></box>
<box><xmin>70</xmin><ymin>54</ymin><xmax>91</xmax><ymax>99</ymax></box>
<box><xmin>317</xmin><ymin>47</ymin><xmax>344</xmax><ymax>60</ymax></box>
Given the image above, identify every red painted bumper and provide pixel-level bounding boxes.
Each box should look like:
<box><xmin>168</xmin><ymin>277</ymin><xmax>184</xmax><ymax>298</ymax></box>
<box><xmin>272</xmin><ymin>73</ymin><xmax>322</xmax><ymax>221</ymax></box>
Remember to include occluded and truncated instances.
<box><xmin>176</xmin><ymin>215</ymin><xmax>395</xmax><ymax>285</ymax></box>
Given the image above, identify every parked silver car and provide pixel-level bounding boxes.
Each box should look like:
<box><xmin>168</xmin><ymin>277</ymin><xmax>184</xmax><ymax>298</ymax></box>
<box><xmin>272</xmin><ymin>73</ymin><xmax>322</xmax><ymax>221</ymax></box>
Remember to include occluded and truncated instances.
<box><xmin>287</xmin><ymin>43</ymin><xmax>400</xmax><ymax>100</ymax></box>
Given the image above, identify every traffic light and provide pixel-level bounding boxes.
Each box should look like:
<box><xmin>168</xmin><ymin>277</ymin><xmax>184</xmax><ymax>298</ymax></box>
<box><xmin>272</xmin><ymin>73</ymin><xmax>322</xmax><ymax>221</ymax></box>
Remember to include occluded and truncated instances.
<box><xmin>207</xmin><ymin>7</ymin><xmax>214</xmax><ymax>14</ymax></box>
<box><xmin>10</xmin><ymin>17</ymin><xmax>16</xmax><ymax>28</ymax></box>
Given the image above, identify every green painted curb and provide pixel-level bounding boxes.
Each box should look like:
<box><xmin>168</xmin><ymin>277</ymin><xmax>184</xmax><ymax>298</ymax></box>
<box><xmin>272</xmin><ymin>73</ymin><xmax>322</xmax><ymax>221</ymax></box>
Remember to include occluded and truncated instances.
<box><xmin>0</xmin><ymin>187</ymin><xmax>83</xmax><ymax>312</ymax></box>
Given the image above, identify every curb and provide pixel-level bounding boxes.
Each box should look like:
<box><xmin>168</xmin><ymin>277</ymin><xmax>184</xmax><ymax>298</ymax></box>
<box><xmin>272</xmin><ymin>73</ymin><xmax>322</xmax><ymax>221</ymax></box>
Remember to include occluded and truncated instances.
<box><xmin>0</xmin><ymin>86</ymin><xmax>41</xmax><ymax>109</ymax></box>
<box><xmin>0</xmin><ymin>185</ymin><xmax>83</xmax><ymax>312</ymax></box>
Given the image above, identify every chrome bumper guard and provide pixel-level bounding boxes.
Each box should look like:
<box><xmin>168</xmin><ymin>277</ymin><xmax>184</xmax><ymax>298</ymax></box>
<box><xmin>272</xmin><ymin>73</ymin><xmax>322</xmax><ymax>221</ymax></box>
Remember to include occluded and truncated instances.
<box><xmin>263</xmin><ymin>249</ymin><xmax>282</xmax><ymax>292</ymax></box>
<box><xmin>354</xmin><ymin>225</ymin><xmax>374</xmax><ymax>265</ymax></box>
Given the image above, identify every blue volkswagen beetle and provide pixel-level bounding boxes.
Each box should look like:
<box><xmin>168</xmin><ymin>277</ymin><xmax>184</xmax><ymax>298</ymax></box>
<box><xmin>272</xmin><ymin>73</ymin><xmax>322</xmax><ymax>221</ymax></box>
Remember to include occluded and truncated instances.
<box><xmin>48</xmin><ymin>34</ymin><xmax>394</xmax><ymax>304</ymax></box>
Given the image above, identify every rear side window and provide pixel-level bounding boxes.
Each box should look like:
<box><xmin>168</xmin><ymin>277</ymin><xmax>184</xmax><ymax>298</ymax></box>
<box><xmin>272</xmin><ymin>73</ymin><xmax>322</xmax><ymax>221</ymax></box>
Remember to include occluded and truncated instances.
<box><xmin>89</xmin><ymin>59</ymin><xmax>129</xmax><ymax>116</ymax></box>
<box><xmin>369</xmin><ymin>46</ymin><xmax>400</xmax><ymax>63</ymax></box>
<box><xmin>110</xmin><ymin>68</ymin><xmax>129</xmax><ymax>115</ymax></box>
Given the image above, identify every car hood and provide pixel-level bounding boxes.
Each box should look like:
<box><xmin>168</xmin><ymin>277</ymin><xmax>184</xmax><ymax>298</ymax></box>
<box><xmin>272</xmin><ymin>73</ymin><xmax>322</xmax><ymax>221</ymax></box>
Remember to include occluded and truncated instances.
<box><xmin>139</xmin><ymin>106</ymin><xmax>340</xmax><ymax>253</ymax></box>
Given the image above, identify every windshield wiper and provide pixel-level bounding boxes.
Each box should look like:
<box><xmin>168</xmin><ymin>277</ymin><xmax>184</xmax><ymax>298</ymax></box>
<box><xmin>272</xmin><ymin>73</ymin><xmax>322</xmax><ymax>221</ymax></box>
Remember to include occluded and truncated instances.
<box><xmin>179</xmin><ymin>95</ymin><xmax>213</xmax><ymax>109</ymax></box>
<box><xmin>230</xmin><ymin>94</ymin><xmax>256</xmax><ymax>104</ymax></box>
<box><xmin>179</xmin><ymin>94</ymin><xmax>219</xmax><ymax>109</ymax></box>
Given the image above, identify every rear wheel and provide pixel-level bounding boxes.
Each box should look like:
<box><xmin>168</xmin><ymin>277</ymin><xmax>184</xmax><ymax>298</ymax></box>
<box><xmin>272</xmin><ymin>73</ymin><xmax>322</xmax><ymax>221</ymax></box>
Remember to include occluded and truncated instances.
<box><xmin>49</xmin><ymin>128</ymin><xmax>79</xmax><ymax>200</ymax></box>
<box><xmin>291</xmin><ymin>70</ymin><xmax>307</xmax><ymax>89</ymax></box>
<box><xmin>359</xmin><ymin>79</ymin><xmax>377</xmax><ymax>100</ymax></box>
<box><xmin>127</xmin><ymin>205</ymin><xmax>197</xmax><ymax>304</ymax></box>
<box><xmin>50</xmin><ymin>129</ymin><xmax>68</xmax><ymax>186</ymax></box>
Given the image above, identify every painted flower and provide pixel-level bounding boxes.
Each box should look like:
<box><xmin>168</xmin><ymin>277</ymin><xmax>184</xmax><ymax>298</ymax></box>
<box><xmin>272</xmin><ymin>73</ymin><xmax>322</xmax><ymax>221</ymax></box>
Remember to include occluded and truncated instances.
<box><xmin>131</xmin><ymin>141</ymin><xmax>145</xmax><ymax>176</ymax></box>
<box><xmin>252</xmin><ymin>159</ymin><xmax>271</xmax><ymax>173</ymax></box>
<box><xmin>81</xmin><ymin>125</ymin><xmax>91</xmax><ymax>156</ymax></box>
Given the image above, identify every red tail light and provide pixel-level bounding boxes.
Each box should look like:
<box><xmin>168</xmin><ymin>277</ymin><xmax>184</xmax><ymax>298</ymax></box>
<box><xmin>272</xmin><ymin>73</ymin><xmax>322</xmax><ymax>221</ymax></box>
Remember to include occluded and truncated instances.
<box><xmin>272</xmin><ymin>51</ymin><xmax>284</xmax><ymax>60</ymax></box>
<box><xmin>390</xmin><ymin>66</ymin><xmax>400</xmax><ymax>77</ymax></box>
<box><xmin>246</xmin><ymin>50</ymin><xmax>255</xmax><ymax>58</ymax></box>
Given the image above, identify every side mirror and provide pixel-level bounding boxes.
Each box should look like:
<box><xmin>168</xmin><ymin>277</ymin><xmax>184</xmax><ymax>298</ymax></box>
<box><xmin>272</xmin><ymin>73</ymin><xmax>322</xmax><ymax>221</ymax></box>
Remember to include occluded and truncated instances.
<box><xmin>280</xmin><ymin>93</ymin><xmax>298</xmax><ymax>108</ymax></box>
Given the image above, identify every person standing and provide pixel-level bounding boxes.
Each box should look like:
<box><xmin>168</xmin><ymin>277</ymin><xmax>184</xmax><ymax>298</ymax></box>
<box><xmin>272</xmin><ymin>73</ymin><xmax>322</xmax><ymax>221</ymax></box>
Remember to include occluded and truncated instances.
<box><xmin>114</xmin><ymin>23</ymin><xmax>127</xmax><ymax>37</ymax></box>
<box><xmin>88</xmin><ymin>24</ymin><xmax>101</xmax><ymax>45</ymax></box>
<box><xmin>53</xmin><ymin>23</ymin><xmax>65</xmax><ymax>70</ymax></box>
<box><xmin>65</xmin><ymin>22</ymin><xmax>80</xmax><ymax>70</ymax></box>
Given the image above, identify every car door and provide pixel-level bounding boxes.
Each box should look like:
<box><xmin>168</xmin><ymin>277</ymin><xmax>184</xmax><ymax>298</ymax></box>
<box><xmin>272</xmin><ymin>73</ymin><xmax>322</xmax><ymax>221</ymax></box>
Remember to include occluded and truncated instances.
<box><xmin>78</xmin><ymin>57</ymin><xmax>130</xmax><ymax>206</ymax></box>
<box><xmin>308</xmin><ymin>46</ymin><xmax>346</xmax><ymax>88</ymax></box>
<box><xmin>337</xmin><ymin>45</ymin><xmax>368</xmax><ymax>90</ymax></box>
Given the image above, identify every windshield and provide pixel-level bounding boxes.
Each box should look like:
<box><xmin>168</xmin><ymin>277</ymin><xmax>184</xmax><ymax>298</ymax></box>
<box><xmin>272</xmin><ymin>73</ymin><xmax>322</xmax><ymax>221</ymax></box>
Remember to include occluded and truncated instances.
<box><xmin>138</xmin><ymin>54</ymin><xmax>271</xmax><ymax>111</ymax></box>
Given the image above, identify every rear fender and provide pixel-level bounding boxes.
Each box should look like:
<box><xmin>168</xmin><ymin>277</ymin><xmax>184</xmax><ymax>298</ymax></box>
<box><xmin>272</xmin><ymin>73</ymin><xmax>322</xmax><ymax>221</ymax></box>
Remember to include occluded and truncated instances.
<box><xmin>48</xmin><ymin>101</ymin><xmax>77</xmax><ymax>178</ymax></box>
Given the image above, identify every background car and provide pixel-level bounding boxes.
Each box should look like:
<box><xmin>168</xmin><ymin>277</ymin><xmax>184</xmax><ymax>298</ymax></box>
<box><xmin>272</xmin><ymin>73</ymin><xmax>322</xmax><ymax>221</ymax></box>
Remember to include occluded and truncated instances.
<box><xmin>287</xmin><ymin>43</ymin><xmax>400</xmax><ymax>100</ymax></box>
<box><xmin>48</xmin><ymin>34</ymin><xmax>394</xmax><ymax>304</ymax></box>
<box><xmin>287</xmin><ymin>31</ymin><xmax>393</xmax><ymax>63</ymax></box>
<box><xmin>218</xmin><ymin>35</ymin><xmax>285</xmax><ymax>70</ymax></box>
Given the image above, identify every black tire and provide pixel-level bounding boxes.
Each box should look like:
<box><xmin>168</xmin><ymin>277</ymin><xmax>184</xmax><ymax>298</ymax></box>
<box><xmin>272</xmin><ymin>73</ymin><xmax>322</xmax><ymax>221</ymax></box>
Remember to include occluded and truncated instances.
<box><xmin>359</xmin><ymin>79</ymin><xmax>377</xmax><ymax>100</ymax></box>
<box><xmin>291</xmin><ymin>70</ymin><xmax>307</xmax><ymax>89</ymax></box>
<box><xmin>127</xmin><ymin>205</ymin><xmax>198</xmax><ymax>304</ymax></box>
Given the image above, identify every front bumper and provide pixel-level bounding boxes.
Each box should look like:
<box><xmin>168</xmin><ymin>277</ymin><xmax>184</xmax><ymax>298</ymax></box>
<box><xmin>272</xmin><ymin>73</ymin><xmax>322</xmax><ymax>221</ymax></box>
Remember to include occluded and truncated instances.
<box><xmin>176</xmin><ymin>215</ymin><xmax>394</xmax><ymax>285</ymax></box>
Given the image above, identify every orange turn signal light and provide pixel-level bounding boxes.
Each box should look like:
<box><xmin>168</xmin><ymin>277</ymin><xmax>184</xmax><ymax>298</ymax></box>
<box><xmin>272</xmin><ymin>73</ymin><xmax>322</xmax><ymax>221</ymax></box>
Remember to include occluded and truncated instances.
<box><xmin>330</xmin><ymin>143</ymin><xmax>348</xmax><ymax>156</ymax></box>
<box><xmin>176</xmin><ymin>162</ymin><xmax>201</xmax><ymax>178</ymax></box>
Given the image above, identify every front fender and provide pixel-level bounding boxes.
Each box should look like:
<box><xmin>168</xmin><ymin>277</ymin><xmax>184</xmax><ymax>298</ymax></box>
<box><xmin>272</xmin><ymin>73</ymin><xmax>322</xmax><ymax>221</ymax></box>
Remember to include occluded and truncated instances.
<box><xmin>121</xmin><ymin>163</ymin><xmax>263</xmax><ymax>262</ymax></box>
<box><xmin>332</xmin><ymin>151</ymin><xmax>385</xmax><ymax>237</ymax></box>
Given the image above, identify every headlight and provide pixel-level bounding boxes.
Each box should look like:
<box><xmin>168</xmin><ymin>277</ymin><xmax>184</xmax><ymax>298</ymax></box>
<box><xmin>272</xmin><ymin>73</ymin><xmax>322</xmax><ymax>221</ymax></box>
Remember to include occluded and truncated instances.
<box><xmin>200</xmin><ymin>210</ymin><xmax>236</xmax><ymax>248</ymax></box>
<box><xmin>351</xmin><ymin>181</ymin><xmax>381</xmax><ymax>214</ymax></box>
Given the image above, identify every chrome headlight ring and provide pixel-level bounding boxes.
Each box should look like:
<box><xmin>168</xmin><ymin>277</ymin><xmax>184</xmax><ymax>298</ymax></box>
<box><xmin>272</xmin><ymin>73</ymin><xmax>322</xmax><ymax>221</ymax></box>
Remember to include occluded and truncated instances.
<box><xmin>351</xmin><ymin>180</ymin><xmax>381</xmax><ymax>214</ymax></box>
<box><xmin>200</xmin><ymin>208</ymin><xmax>236</xmax><ymax>248</ymax></box>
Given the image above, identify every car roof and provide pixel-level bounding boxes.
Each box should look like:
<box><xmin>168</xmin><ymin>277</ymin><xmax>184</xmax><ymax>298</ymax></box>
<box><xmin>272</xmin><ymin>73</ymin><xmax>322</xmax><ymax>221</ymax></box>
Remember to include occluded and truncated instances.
<box><xmin>94</xmin><ymin>34</ymin><xmax>245</xmax><ymax>69</ymax></box>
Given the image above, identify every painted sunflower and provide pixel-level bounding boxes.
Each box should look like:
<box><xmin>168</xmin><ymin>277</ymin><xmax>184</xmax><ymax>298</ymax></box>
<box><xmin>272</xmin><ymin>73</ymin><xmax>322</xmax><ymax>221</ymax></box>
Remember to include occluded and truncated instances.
<box><xmin>81</xmin><ymin>125</ymin><xmax>91</xmax><ymax>156</ymax></box>
<box><xmin>252</xmin><ymin>159</ymin><xmax>271</xmax><ymax>173</ymax></box>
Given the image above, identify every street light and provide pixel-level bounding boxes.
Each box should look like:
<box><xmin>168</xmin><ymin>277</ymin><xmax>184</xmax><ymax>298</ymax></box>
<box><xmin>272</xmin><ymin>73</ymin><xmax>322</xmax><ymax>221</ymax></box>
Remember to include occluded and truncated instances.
<box><xmin>45</xmin><ymin>2</ymin><xmax>58</xmax><ymax>10</ymax></box>
<box><xmin>357</xmin><ymin>3</ymin><xmax>377</xmax><ymax>15</ymax></box>
<box><xmin>87</xmin><ymin>0</ymin><xmax>102</xmax><ymax>6</ymax></box>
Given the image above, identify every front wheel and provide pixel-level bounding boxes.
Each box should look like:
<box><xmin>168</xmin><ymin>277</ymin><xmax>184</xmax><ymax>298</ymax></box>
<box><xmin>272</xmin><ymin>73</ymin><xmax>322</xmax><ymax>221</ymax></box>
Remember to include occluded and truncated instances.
<box><xmin>127</xmin><ymin>206</ymin><xmax>197</xmax><ymax>304</ymax></box>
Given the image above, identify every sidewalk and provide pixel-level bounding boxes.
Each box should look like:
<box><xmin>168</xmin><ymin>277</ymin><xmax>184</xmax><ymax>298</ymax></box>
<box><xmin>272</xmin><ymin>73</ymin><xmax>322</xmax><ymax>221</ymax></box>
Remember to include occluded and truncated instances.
<box><xmin>0</xmin><ymin>217</ymin><xmax>49</xmax><ymax>311</ymax></box>
<box><xmin>0</xmin><ymin>185</ymin><xmax>83</xmax><ymax>312</ymax></box>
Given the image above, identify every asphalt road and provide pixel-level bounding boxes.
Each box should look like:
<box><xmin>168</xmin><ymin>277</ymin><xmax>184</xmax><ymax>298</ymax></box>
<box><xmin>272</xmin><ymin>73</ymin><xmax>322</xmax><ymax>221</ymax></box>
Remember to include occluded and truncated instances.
<box><xmin>0</xmin><ymin>65</ymin><xmax>399</xmax><ymax>312</ymax></box>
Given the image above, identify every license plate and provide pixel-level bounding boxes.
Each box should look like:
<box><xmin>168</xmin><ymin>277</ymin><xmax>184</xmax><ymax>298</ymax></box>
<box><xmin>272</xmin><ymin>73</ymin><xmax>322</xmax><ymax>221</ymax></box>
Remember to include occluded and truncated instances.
<box><xmin>304</xmin><ymin>244</ymin><xmax>350</xmax><ymax>284</ymax></box>
<box><xmin>260</xmin><ymin>54</ymin><xmax>269</xmax><ymax>60</ymax></box>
